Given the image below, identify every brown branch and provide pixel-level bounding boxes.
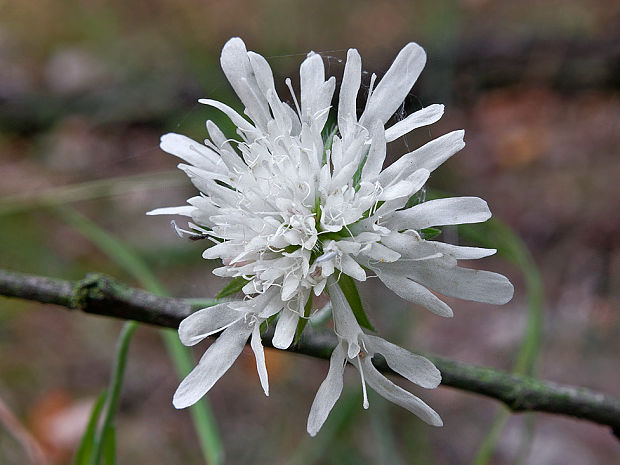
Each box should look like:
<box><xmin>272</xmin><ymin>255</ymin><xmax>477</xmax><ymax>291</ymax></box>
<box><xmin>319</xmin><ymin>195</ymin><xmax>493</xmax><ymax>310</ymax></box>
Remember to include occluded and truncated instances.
<box><xmin>1</xmin><ymin>268</ymin><xmax>619</xmax><ymax>438</ymax></box>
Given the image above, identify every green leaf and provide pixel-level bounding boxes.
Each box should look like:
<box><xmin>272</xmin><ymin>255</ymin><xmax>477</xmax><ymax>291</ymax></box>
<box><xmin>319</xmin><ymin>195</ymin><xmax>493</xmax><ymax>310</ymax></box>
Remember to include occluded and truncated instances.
<box><xmin>215</xmin><ymin>276</ymin><xmax>250</xmax><ymax>299</ymax></box>
<box><xmin>421</xmin><ymin>227</ymin><xmax>441</xmax><ymax>240</ymax></box>
<box><xmin>294</xmin><ymin>293</ymin><xmax>313</xmax><ymax>344</ymax></box>
<box><xmin>73</xmin><ymin>393</ymin><xmax>106</xmax><ymax>465</ymax></box>
<box><xmin>338</xmin><ymin>274</ymin><xmax>375</xmax><ymax>331</ymax></box>
<box><xmin>101</xmin><ymin>425</ymin><xmax>116</xmax><ymax>465</ymax></box>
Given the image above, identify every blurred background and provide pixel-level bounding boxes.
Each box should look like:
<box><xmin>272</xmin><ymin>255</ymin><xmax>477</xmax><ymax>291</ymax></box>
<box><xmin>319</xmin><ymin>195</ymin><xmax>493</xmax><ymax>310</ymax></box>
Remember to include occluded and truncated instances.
<box><xmin>1</xmin><ymin>0</ymin><xmax>619</xmax><ymax>464</ymax></box>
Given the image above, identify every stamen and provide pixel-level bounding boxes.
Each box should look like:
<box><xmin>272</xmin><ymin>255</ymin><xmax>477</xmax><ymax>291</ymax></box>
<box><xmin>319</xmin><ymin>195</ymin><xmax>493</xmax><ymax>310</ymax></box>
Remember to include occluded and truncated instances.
<box><xmin>285</xmin><ymin>78</ymin><xmax>302</xmax><ymax>118</ymax></box>
<box><xmin>313</xmin><ymin>106</ymin><xmax>332</xmax><ymax>120</ymax></box>
<box><xmin>364</xmin><ymin>73</ymin><xmax>377</xmax><ymax>114</ymax></box>
<box><xmin>170</xmin><ymin>220</ymin><xmax>185</xmax><ymax>238</ymax></box>
<box><xmin>355</xmin><ymin>356</ymin><xmax>370</xmax><ymax>409</ymax></box>
<box><xmin>170</xmin><ymin>220</ymin><xmax>209</xmax><ymax>241</ymax></box>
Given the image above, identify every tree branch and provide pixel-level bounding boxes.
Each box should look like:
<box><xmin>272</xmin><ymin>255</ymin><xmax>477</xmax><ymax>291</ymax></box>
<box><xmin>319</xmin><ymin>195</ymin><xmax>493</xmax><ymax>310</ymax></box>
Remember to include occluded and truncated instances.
<box><xmin>1</xmin><ymin>268</ymin><xmax>618</xmax><ymax>437</ymax></box>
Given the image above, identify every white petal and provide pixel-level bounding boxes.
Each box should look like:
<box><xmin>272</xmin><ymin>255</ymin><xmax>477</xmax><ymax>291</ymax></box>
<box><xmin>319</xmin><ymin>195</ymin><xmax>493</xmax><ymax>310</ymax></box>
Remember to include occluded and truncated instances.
<box><xmin>178</xmin><ymin>303</ymin><xmax>244</xmax><ymax>346</ymax></box>
<box><xmin>374</xmin><ymin>169</ymin><xmax>430</xmax><ymax>215</ymax></box>
<box><xmin>313</xmin><ymin>278</ymin><xmax>327</xmax><ymax>296</ymax></box>
<box><xmin>329</xmin><ymin>157</ymin><xmax>361</xmax><ymax>192</ymax></box>
<box><xmin>234</xmin><ymin>78</ymin><xmax>270</xmax><ymax>129</ymax></box>
<box><xmin>339</xmin><ymin>254</ymin><xmax>367</xmax><ymax>282</ymax></box>
<box><xmin>284</xmin><ymin>102</ymin><xmax>302</xmax><ymax>135</ymax></box>
<box><xmin>202</xmin><ymin>241</ymin><xmax>243</xmax><ymax>260</ymax></box>
<box><xmin>281</xmin><ymin>273</ymin><xmax>301</xmax><ymax>301</ymax></box>
<box><xmin>387</xmin><ymin>197</ymin><xmax>491</xmax><ymax>230</ymax></box>
<box><xmin>205</xmin><ymin>120</ymin><xmax>241</xmax><ymax>159</ymax></box>
<box><xmin>272</xmin><ymin>309</ymin><xmax>300</xmax><ymax>349</ymax></box>
<box><xmin>360</xmin><ymin>357</ymin><xmax>443</xmax><ymax>427</ymax></box>
<box><xmin>378</xmin><ymin>168</ymin><xmax>430</xmax><ymax>202</ymax></box>
<box><xmin>363</xmin><ymin>335</ymin><xmax>441</xmax><ymax>388</ymax></box>
<box><xmin>220</xmin><ymin>38</ymin><xmax>270</xmax><ymax>127</ymax></box>
<box><xmin>199</xmin><ymin>99</ymin><xmax>257</xmax><ymax>135</ymax></box>
<box><xmin>360</xmin><ymin>43</ymin><xmax>426</xmax><ymax>127</ymax></box>
<box><xmin>146</xmin><ymin>206</ymin><xmax>195</xmax><ymax>216</ymax></box>
<box><xmin>300</xmin><ymin>53</ymin><xmax>325</xmax><ymax>122</ymax></box>
<box><xmin>338</xmin><ymin>48</ymin><xmax>362</xmax><ymax>142</ymax></box>
<box><xmin>422</xmin><ymin>242</ymin><xmax>496</xmax><ymax>260</ymax></box>
<box><xmin>173</xmin><ymin>320</ymin><xmax>252</xmax><ymax>408</ymax></box>
<box><xmin>385</xmin><ymin>104</ymin><xmax>444</xmax><ymax>142</ymax></box>
<box><xmin>330</xmin><ymin>135</ymin><xmax>344</xmax><ymax>172</ymax></box>
<box><xmin>247</xmin><ymin>51</ymin><xmax>276</xmax><ymax>97</ymax></box>
<box><xmin>380</xmin><ymin>231</ymin><xmax>496</xmax><ymax>260</ymax></box>
<box><xmin>379</xmin><ymin>130</ymin><xmax>465</xmax><ymax>185</ymax></box>
<box><xmin>307</xmin><ymin>343</ymin><xmax>347</xmax><ymax>436</ymax></box>
<box><xmin>328</xmin><ymin>277</ymin><xmax>362</xmax><ymax>358</ymax></box>
<box><xmin>250</xmin><ymin>322</ymin><xmax>269</xmax><ymax>396</ymax></box>
<box><xmin>404</xmin><ymin>262</ymin><xmax>515</xmax><ymax>305</ymax></box>
<box><xmin>373</xmin><ymin>269</ymin><xmax>453</xmax><ymax>317</ymax></box>
<box><xmin>360</xmin><ymin>243</ymin><xmax>401</xmax><ymax>263</ymax></box>
<box><xmin>187</xmin><ymin>196</ymin><xmax>219</xmax><ymax>227</ymax></box>
<box><xmin>160</xmin><ymin>133</ymin><xmax>223</xmax><ymax>170</ymax></box>
<box><xmin>328</xmin><ymin>239</ymin><xmax>361</xmax><ymax>255</ymax></box>
<box><xmin>180</xmin><ymin>165</ymin><xmax>239</xmax><ymax>207</ymax></box>
<box><xmin>257</xmin><ymin>292</ymin><xmax>285</xmax><ymax>319</ymax></box>
<box><xmin>316</xmin><ymin>77</ymin><xmax>336</xmax><ymax>130</ymax></box>
<box><xmin>361</xmin><ymin>121</ymin><xmax>386</xmax><ymax>182</ymax></box>
<box><xmin>220</xmin><ymin>38</ymin><xmax>251</xmax><ymax>91</ymax></box>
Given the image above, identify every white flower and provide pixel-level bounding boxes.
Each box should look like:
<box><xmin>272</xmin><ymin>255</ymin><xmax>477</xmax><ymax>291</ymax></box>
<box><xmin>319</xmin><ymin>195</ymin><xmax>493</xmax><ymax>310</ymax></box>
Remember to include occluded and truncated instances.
<box><xmin>148</xmin><ymin>37</ymin><xmax>513</xmax><ymax>434</ymax></box>
<box><xmin>307</xmin><ymin>278</ymin><xmax>442</xmax><ymax>436</ymax></box>
<box><xmin>173</xmin><ymin>287</ymin><xmax>281</xmax><ymax>407</ymax></box>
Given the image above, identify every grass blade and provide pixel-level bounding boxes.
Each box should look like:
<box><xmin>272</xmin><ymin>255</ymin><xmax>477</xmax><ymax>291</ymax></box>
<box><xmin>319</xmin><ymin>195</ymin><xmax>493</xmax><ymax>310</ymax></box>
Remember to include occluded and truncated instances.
<box><xmin>73</xmin><ymin>393</ymin><xmax>106</xmax><ymax>465</ymax></box>
<box><xmin>102</xmin><ymin>425</ymin><xmax>116</xmax><ymax>465</ymax></box>
<box><xmin>460</xmin><ymin>219</ymin><xmax>543</xmax><ymax>465</ymax></box>
<box><xmin>91</xmin><ymin>321</ymin><xmax>138</xmax><ymax>465</ymax></box>
<box><xmin>54</xmin><ymin>205</ymin><xmax>223</xmax><ymax>465</ymax></box>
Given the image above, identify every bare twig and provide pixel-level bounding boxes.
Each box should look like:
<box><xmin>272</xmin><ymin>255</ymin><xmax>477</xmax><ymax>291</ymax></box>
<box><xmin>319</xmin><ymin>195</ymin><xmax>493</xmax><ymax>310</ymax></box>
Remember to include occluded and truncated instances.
<box><xmin>1</xmin><ymin>268</ymin><xmax>619</xmax><ymax>438</ymax></box>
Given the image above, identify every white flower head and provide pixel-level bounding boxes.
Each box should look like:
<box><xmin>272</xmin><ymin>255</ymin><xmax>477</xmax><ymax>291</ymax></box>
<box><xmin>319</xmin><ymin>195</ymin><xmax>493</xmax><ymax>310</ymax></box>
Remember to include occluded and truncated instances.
<box><xmin>149</xmin><ymin>37</ymin><xmax>514</xmax><ymax>435</ymax></box>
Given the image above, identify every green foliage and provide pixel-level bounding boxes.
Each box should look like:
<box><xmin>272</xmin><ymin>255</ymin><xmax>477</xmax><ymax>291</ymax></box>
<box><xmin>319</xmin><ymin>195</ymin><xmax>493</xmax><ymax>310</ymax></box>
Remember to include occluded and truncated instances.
<box><xmin>216</xmin><ymin>276</ymin><xmax>250</xmax><ymax>299</ymax></box>
<box><xmin>73</xmin><ymin>393</ymin><xmax>106</xmax><ymax>465</ymax></box>
<box><xmin>90</xmin><ymin>321</ymin><xmax>138</xmax><ymax>465</ymax></box>
<box><xmin>56</xmin><ymin>206</ymin><xmax>223</xmax><ymax>465</ymax></box>
<box><xmin>420</xmin><ymin>227</ymin><xmax>441</xmax><ymax>240</ymax></box>
<box><xmin>338</xmin><ymin>274</ymin><xmax>375</xmax><ymax>331</ymax></box>
<box><xmin>101</xmin><ymin>426</ymin><xmax>116</xmax><ymax>465</ymax></box>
